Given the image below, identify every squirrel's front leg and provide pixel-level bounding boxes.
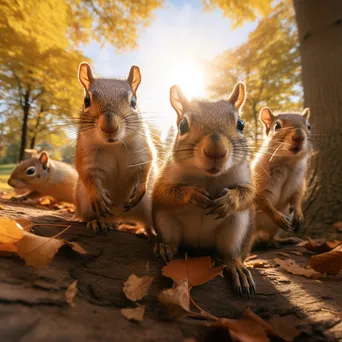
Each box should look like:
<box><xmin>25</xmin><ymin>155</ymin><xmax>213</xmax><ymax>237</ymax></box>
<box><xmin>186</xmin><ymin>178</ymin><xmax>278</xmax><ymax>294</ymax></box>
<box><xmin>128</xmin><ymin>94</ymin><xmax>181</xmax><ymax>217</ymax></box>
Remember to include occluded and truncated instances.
<box><xmin>207</xmin><ymin>184</ymin><xmax>255</xmax><ymax>219</ymax></box>
<box><xmin>289</xmin><ymin>181</ymin><xmax>305</xmax><ymax>233</ymax></box>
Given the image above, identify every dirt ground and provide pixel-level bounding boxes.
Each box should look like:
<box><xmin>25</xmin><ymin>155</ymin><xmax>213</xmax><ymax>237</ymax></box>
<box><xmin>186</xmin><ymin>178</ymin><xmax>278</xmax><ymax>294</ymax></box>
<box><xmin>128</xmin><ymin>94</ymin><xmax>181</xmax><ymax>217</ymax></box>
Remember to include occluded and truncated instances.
<box><xmin>0</xmin><ymin>199</ymin><xmax>341</xmax><ymax>342</ymax></box>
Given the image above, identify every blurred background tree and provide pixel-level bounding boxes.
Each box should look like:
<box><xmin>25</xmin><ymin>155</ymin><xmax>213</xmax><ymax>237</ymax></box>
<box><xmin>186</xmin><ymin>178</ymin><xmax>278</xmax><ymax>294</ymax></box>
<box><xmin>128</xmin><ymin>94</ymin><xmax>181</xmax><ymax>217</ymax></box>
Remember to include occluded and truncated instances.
<box><xmin>0</xmin><ymin>0</ymin><xmax>163</xmax><ymax>163</ymax></box>
<box><xmin>208</xmin><ymin>2</ymin><xmax>301</xmax><ymax>147</ymax></box>
<box><xmin>205</xmin><ymin>0</ymin><xmax>342</xmax><ymax>228</ymax></box>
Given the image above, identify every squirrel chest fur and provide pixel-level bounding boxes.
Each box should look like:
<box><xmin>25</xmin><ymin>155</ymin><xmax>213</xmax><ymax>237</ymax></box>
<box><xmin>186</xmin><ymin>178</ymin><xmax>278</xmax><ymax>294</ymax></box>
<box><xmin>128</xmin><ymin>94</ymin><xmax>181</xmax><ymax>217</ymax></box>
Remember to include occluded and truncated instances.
<box><xmin>74</xmin><ymin>63</ymin><xmax>155</xmax><ymax>233</ymax></box>
<box><xmin>152</xmin><ymin>82</ymin><xmax>256</xmax><ymax>295</ymax></box>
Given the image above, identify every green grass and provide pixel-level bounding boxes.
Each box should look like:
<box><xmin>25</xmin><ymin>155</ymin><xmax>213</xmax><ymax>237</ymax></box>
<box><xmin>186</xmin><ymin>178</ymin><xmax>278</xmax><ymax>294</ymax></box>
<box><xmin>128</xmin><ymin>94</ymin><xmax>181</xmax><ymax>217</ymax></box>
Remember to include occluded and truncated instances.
<box><xmin>0</xmin><ymin>164</ymin><xmax>16</xmax><ymax>191</ymax></box>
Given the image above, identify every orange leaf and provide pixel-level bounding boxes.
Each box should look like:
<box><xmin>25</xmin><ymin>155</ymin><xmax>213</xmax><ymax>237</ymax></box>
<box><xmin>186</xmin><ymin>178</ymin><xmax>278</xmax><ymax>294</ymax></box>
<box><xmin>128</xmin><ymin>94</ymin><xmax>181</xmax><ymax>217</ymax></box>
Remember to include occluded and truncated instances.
<box><xmin>275</xmin><ymin>258</ymin><xmax>322</xmax><ymax>279</ymax></box>
<box><xmin>16</xmin><ymin>218</ymin><xmax>33</xmax><ymax>231</ymax></box>
<box><xmin>0</xmin><ymin>243</ymin><xmax>18</xmax><ymax>253</ymax></box>
<box><xmin>162</xmin><ymin>256</ymin><xmax>225</xmax><ymax>287</ymax></box>
<box><xmin>0</xmin><ymin>216</ymin><xmax>24</xmax><ymax>243</ymax></box>
<box><xmin>303</xmin><ymin>238</ymin><xmax>341</xmax><ymax>254</ymax></box>
<box><xmin>65</xmin><ymin>280</ymin><xmax>78</xmax><ymax>307</ymax></box>
<box><xmin>310</xmin><ymin>249</ymin><xmax>342</xmax><ymax>275</ymax></box>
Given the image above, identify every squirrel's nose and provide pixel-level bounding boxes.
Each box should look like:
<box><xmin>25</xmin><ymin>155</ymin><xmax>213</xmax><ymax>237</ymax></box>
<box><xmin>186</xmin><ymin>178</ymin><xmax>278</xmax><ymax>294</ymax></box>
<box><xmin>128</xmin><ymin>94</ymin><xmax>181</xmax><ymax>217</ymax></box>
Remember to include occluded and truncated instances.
<box><xmin>99</xmin><ymin>116</ymin><xmax>119</xmax><ymax>134</ymax></box>
<box><xmin>292</xmin><ymin>134</ymin><xmax>305</xmax><ymax>143</ymax></box>
<box><xmin>204</xmin><ymin>149</ymin><xmax>227</xmax><ymax>160</ymax></box>
<box><xmin>101</xmin><ymin>125</ymin><xmax>118</xmax><ymax>134</ymax></box>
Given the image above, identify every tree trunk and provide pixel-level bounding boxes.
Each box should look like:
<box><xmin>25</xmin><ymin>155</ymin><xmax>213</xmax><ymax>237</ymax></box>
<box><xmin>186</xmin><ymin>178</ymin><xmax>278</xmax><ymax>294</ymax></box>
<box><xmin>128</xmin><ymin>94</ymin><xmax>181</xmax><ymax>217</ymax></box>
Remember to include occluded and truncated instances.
<box><xmin>19</xmin><ymin>91</ymin><xmax>30</xmax><ymax>162</ymax></box>
<box><xmin>293</xmin><ymin>0</ymin><xmax>342</xmax><ymax>231</ymax></box>
<box><xmin>30</xmin><ymin>110</ymin><xmax>42</xmax><ymax>149</ymax></box>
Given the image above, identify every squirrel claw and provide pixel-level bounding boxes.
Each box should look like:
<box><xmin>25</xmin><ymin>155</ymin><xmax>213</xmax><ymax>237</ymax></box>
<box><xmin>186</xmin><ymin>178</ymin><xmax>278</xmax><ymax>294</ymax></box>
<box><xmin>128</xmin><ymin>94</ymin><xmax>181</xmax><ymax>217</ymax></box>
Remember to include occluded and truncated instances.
<box><xmin>87</xmin><ymin>220</ymin><xmax>111</xmax><ymax>234</ymax></box>
<box><xmin>154</xmin><ymin>242</ymin><xmax>175</xmax><ymax>263</ymax></box>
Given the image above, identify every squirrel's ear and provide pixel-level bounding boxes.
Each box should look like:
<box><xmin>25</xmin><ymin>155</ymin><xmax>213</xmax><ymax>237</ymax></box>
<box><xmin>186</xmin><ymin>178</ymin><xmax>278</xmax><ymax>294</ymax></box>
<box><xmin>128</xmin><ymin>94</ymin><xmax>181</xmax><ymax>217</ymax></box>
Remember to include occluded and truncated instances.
<box><xmin>78</xmin><ymin>62</ymin><xmax>94</xmax><ymax>92</ymax></box>
<box><xmin>259</xmin><ymin>107</ymin><xmax>275</xmax><ymax>135</ymax></box>
<box><xmin>302</xmin><ymin>108</ymin><xmax>310</xmax><ymax>120</ymax></box>
<box><xmin>170</xmin><ymin>85</ymin><xmax>189</xmax><ymax>124</ymax></box>
<box><xmin>228</xmin><ymin>82</ymin><xmax>246</xmax><ymax>110</ymax></box>
<box><xmin>127</xmin><ymin>65</ymin><xmax>141</xmax><ymax>96</ymax></box>
<box><xmin>39</xmin><ymin>151</ymin><xmax>49</xmax><ymax>168</ymax></box>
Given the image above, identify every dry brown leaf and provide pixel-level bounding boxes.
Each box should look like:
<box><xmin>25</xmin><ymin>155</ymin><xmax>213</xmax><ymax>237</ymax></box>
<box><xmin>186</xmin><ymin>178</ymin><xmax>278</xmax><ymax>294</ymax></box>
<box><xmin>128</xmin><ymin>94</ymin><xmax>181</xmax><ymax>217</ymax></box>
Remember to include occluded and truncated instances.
<box><xmin>123</xmin><ymin>274</ymin><xmax>153</xmax><ymax>302</ymax></box>
<box><xmin>158</xmin><ymin>280</ymin><xmax>190</xmax><ymax>319</ymax></box>
<box><xmin>267</xmin><ymin>315</ymin><xmax>299</xmax><ymax>342</ymax></box>
<box><xmin>245</xmin><ymin>260</ymin><xmax>269</xmax><ymax>269</ymax></box>
<box><xmin>0</xmin><ymin>216</ymin><xmax>24</xmax><ymax>243</ymax></box>
<box><xmin>277</xmin><ymin>252</ymin><xmax>291</xmax><ymax>258</ymax></box>
<box><xmin>210</xmin><ymin>315</ymin><xmax>269</xmax><ymax>342</ymax></box>
<box><xmin>15</xmin><ymin>232</ymin><xmax>64</xmax><ymax>267</ymax></box>
<box><xmin>65</xmin><ymin>280</ymin><xmax>78</xmax><ymax>307</ymax></box>
<box><xmin>162</xmin><ymin>256</ymin><xmax>225</xmax><ymax>287</ymax></box>
<box><xmin>334</xmin><ymin>222</ymin><xmax>342</xmax><ymax>232</ymax></box>
<box><xmin>120</xmin><ymin>306</ymin><xmax>145</xmax><ymax>322</ymax></box>
<box><xmin>63</xmin><ymin>241</ymin><xmax>88</xmax><ymax>254</ymax></box>
<box><xmin>275</xmin><ymin>258</ymin><xmax>322</xmax><ymax>279</ymax></box>
<box><xmin>16</xmin><ymin>218</ymin><xmax>33</xmax><ymax>232</ymax></box>
<box><xmin>245</xmin><ymin>254</ymin><xmax>258</xmax><ymax>262</ymax></box>
<box><xmin>303</xmin><ymin>238</ymin><xmax>341</xmax><ymax>254</ymax></box>
<box><xmin>0</xmin><ymin>243</ymin><xmax>17</xmax><ymax>253</ymax></box>
<box><xmin>310</xmin><ymin>249</ymin><xmax>342</xmax><ymax>275</ymax></box>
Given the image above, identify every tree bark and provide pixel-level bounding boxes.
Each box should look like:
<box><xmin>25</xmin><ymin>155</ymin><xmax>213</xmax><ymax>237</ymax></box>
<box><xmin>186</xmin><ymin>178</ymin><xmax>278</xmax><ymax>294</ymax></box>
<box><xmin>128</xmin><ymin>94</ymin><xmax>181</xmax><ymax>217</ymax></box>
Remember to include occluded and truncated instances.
<box><xmin>293</xmin><ymin>0</ymin><xmax>342</xmax><ymax>229</ymax></box>
<box><xmin>19</xmin><ymin>91</ymin><xmax>31</xmax><ymax>162</ymax></box>
<box><xmin>30</xmin><ymin>109</ymin><xmax>43</xmax><ymax>149</ymax></box>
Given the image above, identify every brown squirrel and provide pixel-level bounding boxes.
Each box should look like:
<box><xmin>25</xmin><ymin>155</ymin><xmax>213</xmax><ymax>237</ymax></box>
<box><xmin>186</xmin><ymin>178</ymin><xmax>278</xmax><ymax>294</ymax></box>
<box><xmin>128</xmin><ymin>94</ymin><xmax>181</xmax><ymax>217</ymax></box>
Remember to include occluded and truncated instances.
<box><xmin>74</xmin><ymin>62</ymin><xmax>156</xmax><ymax>234</ymax></box>
<box><xmin>8</xmin><ymin>151</ymin><xmax>77</xmax><ymax>203</ymax></box>
<box><xmin>152</xmin><ymin>82</ymin><xmax>256</xmax><ymax>295</ymax></box>
<box><xmin>252</xmin><ymin>107</ymin><xmax>312</xmax><ymax>247</ymax></box>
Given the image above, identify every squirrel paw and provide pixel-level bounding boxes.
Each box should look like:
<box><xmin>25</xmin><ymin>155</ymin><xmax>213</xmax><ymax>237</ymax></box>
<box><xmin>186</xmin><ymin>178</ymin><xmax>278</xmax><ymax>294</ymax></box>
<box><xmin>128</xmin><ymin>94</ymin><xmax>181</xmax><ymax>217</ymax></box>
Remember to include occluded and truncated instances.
<box><xmin>275</xmin><ymin>213</ymin><xmax>293</xmax><ymax>232</ymax></box>
<box><xmin>225</xmin><ymin>260</ymin><xmax>256</xmax><ymax>297</ymax></box>
<box><xmin>189</xmin><ymin>188</ymin><xmax>213</xmax><ymax>209</ymax></box>
<box><xmin>206</xmin><ymin>189</ymin><xmax>234</xmax><ymax>219</ymax></box>
<box><xmin>87</xmin><ymin>220</ymin><xmax>112</xmax><ymax>234</ymax></box>
<box><xmin>153</xmin><ymin>242</ymin><xmax>176</xmax><ymax>263</ymax></box>
<box><xmin>292</xmin><ymin>211</ymin><xmax>304</xmax><ymax>233</ymax></box>
<box><xmin>91</xmin><ymin>190</ymin><xmax>113</xmax><ymax>217</ymax></box>
<box><xmin>11</xmin><ymin>196</ymin><xmax>27</xmax><ymax>203</ymax></box>
<box><xmin>123</xmin><ymin>184</ymin><xmax>146</xmax><ymax>212</ymax></box>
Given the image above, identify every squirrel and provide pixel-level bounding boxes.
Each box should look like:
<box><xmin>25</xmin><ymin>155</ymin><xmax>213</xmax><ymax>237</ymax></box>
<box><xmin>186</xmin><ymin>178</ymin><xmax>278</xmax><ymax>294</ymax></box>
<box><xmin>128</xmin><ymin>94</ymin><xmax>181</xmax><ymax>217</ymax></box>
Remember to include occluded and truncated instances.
<box><xmin>251</xmin><ymin>107</ymin><xmax>312</xmax><ymax>248</ymax></box>
<box><xmin>152</xmin><ymin>82</ymin><xmax>256</xmax><ymax>295</ymax></box>
<box><xmin>74</xmin><ymin>62</ymin><xmax>156</xmax><ymax>234</ymax></box>
<box><xmin>8</xmin><ymin>151</ymin><xmax>77</xmax><ymax>203</ymax></box>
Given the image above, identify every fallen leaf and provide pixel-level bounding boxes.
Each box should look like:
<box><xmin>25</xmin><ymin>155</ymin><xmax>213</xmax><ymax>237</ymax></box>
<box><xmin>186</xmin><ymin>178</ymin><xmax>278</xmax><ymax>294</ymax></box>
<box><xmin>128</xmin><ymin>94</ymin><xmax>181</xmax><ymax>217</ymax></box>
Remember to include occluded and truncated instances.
<box><xmin>275</xmin><ymin>258</ymin><xmax>322</xmax><ymax>279</ymax></box>
<box><xmin>0</xmin><ymin>205</ymin><xmax>4</xmax><ymax>210</ymax></box>
<box><xmin>245</xmin><ymin>260</ymin><xmax>269</xmax><ymax>268</ymax></box>
<box><xmin>245</xmin><ymin>254</ymin><xmax>258</xmax><ymax>262</ymax></box>
<box><xmin>245</xmin><ymin>309</ymin><xmax>299</xmax><ymax>341</ymax></box>
<box><xmin>303</xmin><ymin>238</ymin><xmax>341</xmax><ymax>254</ymax></box>
<box><xmin>0</xmin><ymin>216</ymin><xmax>24</xmax><ymax>243</ymax></box>
<box><xmin>310</xmin><ymin>249</ymin><xmax>342</xmax><ymax>275</ymax></box>
<box><xmin>334</xmin><ymin>222</ymin><xmax>342</xmax><ymax>232</ymax></box>
<box><xmin>267</xmin><ymin>315</ymin><xmax>299</xmax><ymax>342</ymax></box>
<box><xmin>0</xmin><ymin>243</ymin><xmax>17</xmax><ymax>253</ymax></box>
<box><xmin>120</xmin><ymin>306</ymin><xmax>145</xmax><ymax>322</ymax></box>
<box><xmin>123</xmin><ymin>274</ymin><xmax>153</xmax><ymax>302</ymax></box>
<box><xmin>65</xmin><ymin>280</ymin><xmax>78</xmax><ymax>307</ymax></box>
<box><xmin>15</xmin><ymin>232</ymin><xmax>64</xmax><ymax>267</ymax></box>
<box><xmin>158</xmin><ymin>280</ymin><xmax>190</xmax><ymax>319</ymax></box>
<box><xmin>16</xmin><ymin>218</ymin><xmax>33</xmax><ymax>231</ymax></box>
<box><xmin>37</xmin><ymin>197</ymin><xmax>52</xmax><ymax>206</ymax></box>
<box><xmin>277</xmin><ymin>252</ymin><xmax>291</xmax><ymax>258</ymax></box>
<box><xmin>63</xmin><ymin>241</ymin><xmax>88</xmax><ymax>254</ymax></box>
<box><xmin>162</xmin><ymin>256</ymin><xmax>225</xmax><ymax>287</ymax></box>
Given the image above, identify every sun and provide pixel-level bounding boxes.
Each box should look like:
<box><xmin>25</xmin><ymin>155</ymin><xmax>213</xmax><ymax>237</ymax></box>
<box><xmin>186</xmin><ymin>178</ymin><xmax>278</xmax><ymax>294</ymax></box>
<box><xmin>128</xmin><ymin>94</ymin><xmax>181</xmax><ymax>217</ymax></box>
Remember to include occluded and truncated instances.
<box><xmin>168</xmin><ymin>60</ymin><xmax>207</xmax><ymax>99</ymax></box>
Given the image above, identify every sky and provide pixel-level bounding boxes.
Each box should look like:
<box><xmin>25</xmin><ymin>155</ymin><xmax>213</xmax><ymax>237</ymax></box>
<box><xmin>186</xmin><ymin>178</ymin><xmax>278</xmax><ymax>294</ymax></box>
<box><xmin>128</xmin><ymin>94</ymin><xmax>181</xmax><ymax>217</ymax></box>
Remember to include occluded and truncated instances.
<box><xmin>81</xmin><ymin>0</ymin><xmax>257</xmax><ymax>136</ymax></box>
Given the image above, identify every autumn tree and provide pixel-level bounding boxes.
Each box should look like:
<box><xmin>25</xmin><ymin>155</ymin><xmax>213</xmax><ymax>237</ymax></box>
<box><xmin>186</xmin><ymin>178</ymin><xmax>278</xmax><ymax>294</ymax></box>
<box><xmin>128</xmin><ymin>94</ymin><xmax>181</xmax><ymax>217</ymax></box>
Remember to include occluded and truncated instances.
<box><xmin>208</xmin><ymin>2</ymin><xmax>301</xmax><ymax>146</ymax></box>
<box><xmin>204</xmin><ymin>0</ymin><xmax>342</xmax><ymax>229</ymax></box>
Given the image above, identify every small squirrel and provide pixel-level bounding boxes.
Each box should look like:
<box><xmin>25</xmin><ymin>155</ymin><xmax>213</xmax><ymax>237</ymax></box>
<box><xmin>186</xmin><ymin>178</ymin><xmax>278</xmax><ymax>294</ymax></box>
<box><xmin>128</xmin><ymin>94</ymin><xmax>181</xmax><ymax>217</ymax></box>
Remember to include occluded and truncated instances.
<box><xmin>152</xmin><ymin>82</ymin><xmax>256</xmax><ymax>295</ymax></box>
<box><xmin>252</xmin><ymin>107</ymin><xmax>312</xmax><ymax>247</ymax></box>
<box><xmin>8</xmin><ymin>151</ymin><xmax>77</xmax><ymax>203</ymax></box>
<box><xmin>74</xmin><ymin>62</ymin><xmax>156</xmax><ymax>234</ymax></box>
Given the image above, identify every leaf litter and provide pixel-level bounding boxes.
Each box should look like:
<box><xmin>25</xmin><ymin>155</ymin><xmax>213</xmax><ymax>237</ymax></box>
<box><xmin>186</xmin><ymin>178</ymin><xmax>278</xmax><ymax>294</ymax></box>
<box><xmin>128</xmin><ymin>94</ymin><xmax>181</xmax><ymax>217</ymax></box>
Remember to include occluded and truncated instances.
<box><xmin>123</xmin><ymin>274</ymin><xmax>154</xmax><ymax>302</ymax></box>
<box><xmin>121</xmin><ymin>306</ymin><xmax>145</xmax><ymax>322</ymax></box>
<box><xmin>275</xmin><ymin>258</ymin><xmax>322</xmax><ymax>279</ymax></box>
<box><xmin>65</xmin><ymin>280</ymin><xmax>78</xmax><ymax>307</ymax></box>
<box><xmin>310</xmin><ymin>246</ymin><xmax>342</xmax><ymax>275</ymax></box>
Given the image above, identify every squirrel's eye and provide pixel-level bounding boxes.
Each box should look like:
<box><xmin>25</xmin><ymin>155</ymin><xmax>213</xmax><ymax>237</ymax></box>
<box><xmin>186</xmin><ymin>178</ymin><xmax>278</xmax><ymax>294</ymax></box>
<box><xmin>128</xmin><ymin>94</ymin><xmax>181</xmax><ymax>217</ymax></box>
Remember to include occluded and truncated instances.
<box><xmin>179</xmin><ymin>118</ymin><xmax>189</xmax><ymax>135</ymax></box>
<box><xmin>307</xmin><ymin>123</ymin><xmax>311</xmax><ymax>130</ymax></box>
<box><xmin>130</xmin><ymin>95</ymin><xmax>137</xmax><ymax>109</ymax></box>
<box><xmin>236</xmin><ymin>117</ymin><xmax>244</xmax><ymax>132</ymax></box>
<box><xmin>274</xmin><ymin>122</ymin><xmax>281</xmax><ymax>130</ymax></box>
<box><xmin>26</xmin><ymin>167</ymin><xmax>36</xmax><ymax>176</ymax></box>
<box><xmin>84</xmin><ymin>95</ymin><xmax>91</xmax><ymax>108</ymax></box>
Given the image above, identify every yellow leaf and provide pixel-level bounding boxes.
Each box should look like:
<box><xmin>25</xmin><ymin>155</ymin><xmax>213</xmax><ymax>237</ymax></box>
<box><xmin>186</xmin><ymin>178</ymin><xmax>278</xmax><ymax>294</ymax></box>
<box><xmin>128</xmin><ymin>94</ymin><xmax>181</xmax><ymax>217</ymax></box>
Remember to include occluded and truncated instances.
<box><xmin>0</xmin><ymin>216</ymin><xmax>24</xmax><ymax>244</ymax></box>
<box><xmin>123</xmin><ymin>274</ymin><xmax>153</xmax><ymax>302</ymax></box>
<box><xmin>65</xmin><ymin>280</ymin><xmax>78</xmax><ymax>307</ymax></box>
<box><xmin>0</xmin><ymin>243</ymin><xmax>18</xmax><ymax>253</ymax></box>
<box><xmin>15</xmin><ymin>232</ymin><xmax>64</xmax><ymax>267</ymax></box>
<box><xmin>120</xmin><ymin>306</ymin><xmax>145</xmax><ymax>322</ymax></box>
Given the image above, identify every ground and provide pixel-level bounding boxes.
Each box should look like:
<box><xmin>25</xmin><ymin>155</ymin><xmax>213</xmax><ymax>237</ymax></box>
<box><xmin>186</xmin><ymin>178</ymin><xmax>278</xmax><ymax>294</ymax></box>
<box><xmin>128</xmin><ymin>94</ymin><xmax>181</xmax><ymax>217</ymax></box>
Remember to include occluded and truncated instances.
<box><xmin>0</xmin><ymin>199</ymin><xmax>341</xmax><ymax>342</ymax></box>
